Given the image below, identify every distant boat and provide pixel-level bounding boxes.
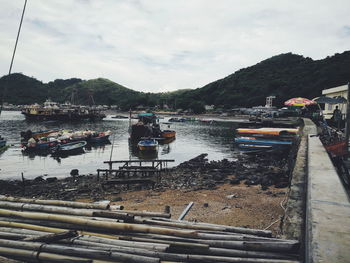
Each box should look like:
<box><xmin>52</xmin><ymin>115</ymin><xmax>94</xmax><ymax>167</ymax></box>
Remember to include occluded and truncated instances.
<box><xmin>235</xmin><ymin>137</ymin><xmax>293</xmax><ymax>151</ymax></box>
<box><xmin>111</xmin><ymin>115</ymin><xmax>128</xmax><ymax>119</ymax></box>
<box><xmin>138</xmin><ymin>138</ymin><xmax>158</xmax><ymax>151</ymax></box>
<box><xmin>52</xmin><ymin>141</ymin><xmax>87</xmax><ymax>155</ymax></box>
<box><xmin>161</xmin><ymin>130</ymin><xmax>176</xmax><ymax>139</ymax></box>
<box><xmin>21</xmin><ymin>100</ymin><xmax>106</xmax><ymax>121</ymax></box>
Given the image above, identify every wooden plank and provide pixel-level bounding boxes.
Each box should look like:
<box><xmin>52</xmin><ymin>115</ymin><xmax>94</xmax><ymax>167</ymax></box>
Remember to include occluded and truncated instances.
<box><xmin>104</xmin><ymin>160</ymin><xmax>174</xmax><ymax>164</ymax></box>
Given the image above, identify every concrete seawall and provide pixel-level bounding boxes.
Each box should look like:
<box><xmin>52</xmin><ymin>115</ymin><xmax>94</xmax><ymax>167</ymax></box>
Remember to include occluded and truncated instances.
<box><xmin>306</xmin><ymin>134</ymin><xmax>350</xmax><ymax>262</ymax></box>
<box><xmin>284</xmin><ymin>118</ymin><xmax>350</xmax><ymax>262</ymax></box>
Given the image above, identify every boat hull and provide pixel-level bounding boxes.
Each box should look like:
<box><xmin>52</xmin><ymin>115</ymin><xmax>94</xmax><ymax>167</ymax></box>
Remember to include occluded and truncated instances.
<box><xmin>22</xmin><ymin>112</ymin><xmax>105</xmax><ymax>121</ymax></box>
<box><xmin>53</xmin><ymin>141</ymin><xmax>87</xmax><ymax>155</ymax></box>
<box><xmin>138</xmin><ymin>145</ymin><xmax>157</xmax><ymax>151</ymax></box>
<box><xmin>138</xmin><ymin>139</ymin><xmax>158</xmax><ymax>151</ymax></box>
<box><xmin>235</xmin><ymin>137</ymin><xmax>293</xmax><ymax>151</ymax></box>
<box><xmin>162</xmin><ymin>130</ymin><xmax>176</xmax><ymax>139</ymax></box>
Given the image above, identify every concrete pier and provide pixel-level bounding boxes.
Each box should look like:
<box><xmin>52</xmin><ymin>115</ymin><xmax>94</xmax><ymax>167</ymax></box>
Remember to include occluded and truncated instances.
<box><xmin>306</xmin><ymin>131</ymin><xmax>350</xmax><ymax>262</ymax></box>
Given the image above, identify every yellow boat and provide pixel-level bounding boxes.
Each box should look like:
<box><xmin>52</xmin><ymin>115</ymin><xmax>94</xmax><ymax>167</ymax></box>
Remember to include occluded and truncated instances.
<box><xmin>236</xmin><ymin>128</ymin><xmax>299</xmax><ymax>136</ymax></box>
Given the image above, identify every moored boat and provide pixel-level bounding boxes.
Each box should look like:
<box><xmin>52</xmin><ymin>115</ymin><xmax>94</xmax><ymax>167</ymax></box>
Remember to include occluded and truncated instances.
<box><xmin>21</xmin><ymin>129</ymin><xmax>59</xmax><ymax>141</ymax></box>
<box><xmin>236</xmin><ymin>128</ymin><xmax>298</xmax><ymax>136</ymax></box>
<box><xmin>87</xmin><ymin>131</ymin><xmax>111</xmax><ymax>143</ymax></box>
<box><xmin>138</xmin><ymin>139</ymin><xmax>158</xmax><ymax>151</ymax></box>
<box><xmin>161</xmin><ymin>130</ymin><xmax>176</xmax><ymax>139</ymax></box>
<box><xmin>235</xmin><ymin>137</ymin><xmax>293</xmax><ymax>151</ymax></box>
<box><xmin>22</xmin><ymin>137</ymin><xmax>59</xmax><ymax>152</ymax></box>
<box><xmin>52</xmin><ymin>141</ymin><xmax>87</xmax><ymax>155</ymax></box>
<box><xmin>21</xmin><ymin>100</ymin><xmax>106</xmax><ymax>121</ymax></box>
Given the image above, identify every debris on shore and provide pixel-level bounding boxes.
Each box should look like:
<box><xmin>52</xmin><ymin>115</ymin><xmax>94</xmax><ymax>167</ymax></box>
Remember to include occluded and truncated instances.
<box><xmin>0</xmin><ymin>149</ymin><xmax>294</xmax><ymax>200</ymax></box>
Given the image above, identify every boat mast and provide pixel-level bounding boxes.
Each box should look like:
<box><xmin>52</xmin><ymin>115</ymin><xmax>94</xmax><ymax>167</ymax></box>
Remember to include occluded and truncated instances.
<box><xmin>0</xmin><ymin>0</ymin><xmax>27</xmax><ymax>116</ymax></box>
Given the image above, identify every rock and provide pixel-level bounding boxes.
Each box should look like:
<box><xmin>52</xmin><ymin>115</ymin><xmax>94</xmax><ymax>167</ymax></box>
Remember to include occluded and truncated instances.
<box><xmin>46</xmin><ymin>177</ymin><xmax>57</xmax><ymax>183</ymax></box>
<box><xmin>226</xmin><ymin>194</ymin><xmax>239</xmax><ymax>199</ymax></box>
<box><xmin>203</xmin><ymin>203</ymin><xmax>209</xmax><ymax>207</ymax></box>
<box><xmin>33</xmin><ymin>176</ymin><xmax>45</xmax><ymax>183</ymax></box>
<box><xmin>70</xmin><ymin>169</ymin><xmax>79</xmax><ymax>176</ymax></box>
<box><xmin>229</xmin><ymin>178</ymin><xmax>240</xmax><ymax>185</ymax></box>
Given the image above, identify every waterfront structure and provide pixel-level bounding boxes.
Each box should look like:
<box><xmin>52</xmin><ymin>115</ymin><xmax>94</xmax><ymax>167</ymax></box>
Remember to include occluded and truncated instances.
<box><xmin>321</xmin><ymin>84</ymin><xmax>348</xmax><ymax>119</ymax></box>
<box><xmin>21</xmin><ymin>100</ymin><xmax>106</xmax><ymax>121</ymax></box>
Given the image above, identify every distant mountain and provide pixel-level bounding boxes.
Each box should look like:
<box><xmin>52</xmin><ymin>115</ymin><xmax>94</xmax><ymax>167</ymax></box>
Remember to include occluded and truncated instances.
<box><xmin>177</xmin><ymin>51</ymin><xmax>350</xmax><ymax>108</ymax></box>
<box><xmin>1</xmin><ymin>51</ymin><xmax>349</xmax><ymax>110</ymax></box>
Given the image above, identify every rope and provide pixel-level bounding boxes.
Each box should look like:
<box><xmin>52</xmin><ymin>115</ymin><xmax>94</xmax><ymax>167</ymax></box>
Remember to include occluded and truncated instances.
<box><xmin>0</xmin><ymin>0</ymin><xmax>27</xmax><ymax>116</ymax></box>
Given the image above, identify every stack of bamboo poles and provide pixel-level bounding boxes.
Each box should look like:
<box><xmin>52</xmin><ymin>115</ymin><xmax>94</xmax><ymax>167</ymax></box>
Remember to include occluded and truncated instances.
<box><xmin>0</xmin><ymin>196</ymin><xmax>301</xmax><ymax>263</ymax></box>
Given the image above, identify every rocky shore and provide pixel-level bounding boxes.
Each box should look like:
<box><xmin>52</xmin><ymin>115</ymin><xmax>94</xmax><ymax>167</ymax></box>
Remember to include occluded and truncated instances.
<box><xmin>0</xmin><ymin>147</ymin><xmax>295</xmax><ymax>201</ymax></box>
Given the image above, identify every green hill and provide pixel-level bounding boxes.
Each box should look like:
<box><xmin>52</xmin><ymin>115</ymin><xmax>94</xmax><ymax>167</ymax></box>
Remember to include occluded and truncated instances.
<box><xmin>1</xmin><ymin>51</ymin><xmax>349</xmax><ymax>110</ymax></box>
<box><xmin>178</xmin><ymin>51</ymin><xmax>350</xmax><ymax>108</ymax></box>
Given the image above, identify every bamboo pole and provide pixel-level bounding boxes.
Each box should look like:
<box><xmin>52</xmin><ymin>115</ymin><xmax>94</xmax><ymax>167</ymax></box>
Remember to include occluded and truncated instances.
<box><xmin>0</xmin><ymin>246</ymin><xmax>96</xmax><ymax>263</ymax></box>
<box><xmin>0</xmin><ymin>209</ymin><xmax>197</xmax><ymax>238</ymax></box>
<box><xmin>0</xmin><ymin>239</ymin><xmax>160</xmax><ymax>263</ymax></box>
<box><xmin>121</xmin><ymin>210</ymin><xmax>171</xmax><ymax>218</ymax></box>
<box><xmin>75</xmin><ymin>235</ymin><xmax>169</xmax><ymax>251</ymax></box>
<box><xmin>22</xmin><ymin>230</ymin><xmax>78</xmax><ymax>242</ymax></box>
<box><xmin>0</xmin><ymin>196</ymin><xmax>110</xmax><ymax>210</ymax></box>
<box><xmin>73</xmin><ymin>243</ymin><xmax>297</xmax><ymax>262</ymax></box>
<box><xmin>152</xmin><ymin>217</ymin><xmax>272</xmax><ymax>237</ymax></box>
<box><xmin>0</xmin><ymin>220</ymin><xmax>126</xmax><ymax>240</ymax></box>
<box><xmin>0</xmin><ymin>201</ymin><xmax>127</xmax><ymax>218</ymax></box>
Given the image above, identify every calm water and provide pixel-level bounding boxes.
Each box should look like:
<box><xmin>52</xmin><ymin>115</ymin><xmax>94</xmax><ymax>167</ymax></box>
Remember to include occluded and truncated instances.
<box><xmin>0</xmin><ymin>111</ymin><xmax>239</xmax><ymax>180</ymax></box>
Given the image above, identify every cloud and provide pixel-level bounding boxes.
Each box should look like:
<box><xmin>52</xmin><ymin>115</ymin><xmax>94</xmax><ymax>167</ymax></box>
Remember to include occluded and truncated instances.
<box><xmin>0</xmin><ymin>0</ymin><xmax>349</xmax><ymax>92</ymax></box>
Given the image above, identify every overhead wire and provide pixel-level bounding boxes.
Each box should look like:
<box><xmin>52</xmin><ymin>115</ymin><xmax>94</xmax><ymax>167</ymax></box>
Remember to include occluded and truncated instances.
<box><xmin>0</xmin><ymin>0</ymin><xmax>28</xmax><ymax>116</ymax></box>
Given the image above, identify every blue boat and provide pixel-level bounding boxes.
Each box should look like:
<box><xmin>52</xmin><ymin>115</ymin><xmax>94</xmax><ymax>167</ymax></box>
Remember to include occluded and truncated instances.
<box><xmin>22</xmin><ymin>139</ymin><xmax>59</xmax><ymax>152</ymax></box>
<box><xmin>138</xmin><ymin>139</ymin><xmax>158</xmax><ymax>151</ymax></box>
<box><xmin>52</xmin><ymin>141</ymin><xmax>87</xmax><ymax>155</ymax></box>
<box><xmin>235</xmin><ymin>137</ymin><xmax>293</xmax><ymax>151</ymax></box>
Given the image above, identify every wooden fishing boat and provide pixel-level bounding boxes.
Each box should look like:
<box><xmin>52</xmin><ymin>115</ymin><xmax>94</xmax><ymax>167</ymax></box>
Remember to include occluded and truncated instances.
<box><xmin>52</xmin><ymin>141</ymin><xmax>87</xmax><ymax>155</ymax></box>
<box><xmin>21</xmin><ymin>129</ymin><xmax>59</xmax><ymax>141</ymax></box>
<box><xmin>138</xmin><ymin>139</ymin><xmax>158</xmax><ymax>151</ymax></box>
<box><xmin>324</xmin><ymin>140</ymin><xmax>348</xmax><ymax>157</ymax></box>
<box><xmin>235</xmin><ymin>137</ymin><xmax>293</xmax><ymax>151</ymax></box>
<box><xmin>236</xmin><ymin>128</ymin><xmax>299</xmax><ymax>136</ymax></box>
<box><xmin>22</xmin><ymin>139</ymin><xmax>59</xmax><ymax>152</ymax></box>
<box><xmin>161</xmin><ymin>130</ymin><xmax>176</xmax><ymax>139</ymax></box>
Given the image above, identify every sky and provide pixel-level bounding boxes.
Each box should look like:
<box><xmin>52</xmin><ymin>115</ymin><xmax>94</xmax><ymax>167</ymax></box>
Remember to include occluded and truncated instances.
<box><xmin>0</xmin><ymin>0</ymin><xmax>349</xmax><ymax>93</ymax></box>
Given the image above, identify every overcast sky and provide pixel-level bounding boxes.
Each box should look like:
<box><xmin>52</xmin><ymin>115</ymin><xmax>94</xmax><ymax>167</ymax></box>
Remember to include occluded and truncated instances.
<box><xmin>0</xmin><ymin>0</ymin><xmax>349</xmax><ymax>92</ymax></box>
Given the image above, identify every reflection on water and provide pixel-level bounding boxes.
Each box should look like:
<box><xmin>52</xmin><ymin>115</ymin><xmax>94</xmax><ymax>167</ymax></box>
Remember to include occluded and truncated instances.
<box><xmin>0</xmin><ymin>111</ymin><xmax>238</xmax><ymax>179</ymax></box>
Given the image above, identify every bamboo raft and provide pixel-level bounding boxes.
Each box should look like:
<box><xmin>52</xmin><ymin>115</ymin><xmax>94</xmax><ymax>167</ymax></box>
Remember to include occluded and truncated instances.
<box><xmin>0</xmin><ymin>196</ymin><xmax>301</xmax><ymax>263</ymax></box>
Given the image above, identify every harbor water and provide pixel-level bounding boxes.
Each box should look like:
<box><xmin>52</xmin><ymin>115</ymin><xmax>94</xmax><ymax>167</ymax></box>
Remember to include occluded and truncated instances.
<box><xmin>0</xmin><ymin>111</ymin><xmax>239</xmax><ymax>180</ymax></box>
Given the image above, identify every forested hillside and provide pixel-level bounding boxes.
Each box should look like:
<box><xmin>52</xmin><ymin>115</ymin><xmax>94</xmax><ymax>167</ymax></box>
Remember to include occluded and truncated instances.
<box><xmin>1</xmin><ymin>51</ymin><xmax>349</xmax><ymax>110</ymax></box>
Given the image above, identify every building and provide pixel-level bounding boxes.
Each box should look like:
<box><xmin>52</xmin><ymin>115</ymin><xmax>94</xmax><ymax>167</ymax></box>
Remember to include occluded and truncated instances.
<box><xmin>321</xmin><ymin>84</ymin><xmax>348</xmax><ymax>119</ymax></box>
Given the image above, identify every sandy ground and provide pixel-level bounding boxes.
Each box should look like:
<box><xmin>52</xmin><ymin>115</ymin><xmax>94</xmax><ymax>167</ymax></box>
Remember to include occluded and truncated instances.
<box><xmin>107</xmin><ymin>183</ymin><xmax>287</xmax><ymax>236</ymax></box>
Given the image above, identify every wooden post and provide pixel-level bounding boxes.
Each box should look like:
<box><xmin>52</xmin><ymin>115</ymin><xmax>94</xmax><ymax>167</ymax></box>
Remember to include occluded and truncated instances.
<box><xmin>21</xmin><ymin>173</ymin><xmax>25</xmax><ymax>195</ymax></box>
<box><xmin>178</xmin><ymin>202</ymin><xmax>194</xmax><ymax>221</ymax></box>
